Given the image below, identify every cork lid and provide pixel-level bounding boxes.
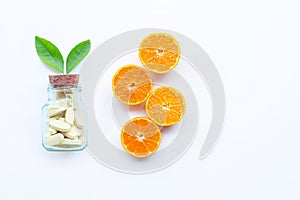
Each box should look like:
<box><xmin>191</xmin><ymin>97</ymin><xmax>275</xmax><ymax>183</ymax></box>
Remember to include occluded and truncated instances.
<box><xmin>49</xmin><ymin>74</ymin><xmax>79</xmax><ymax>85</ymax></box>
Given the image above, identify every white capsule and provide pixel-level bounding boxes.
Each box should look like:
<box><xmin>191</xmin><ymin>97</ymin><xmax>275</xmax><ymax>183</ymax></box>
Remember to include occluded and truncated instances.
<box><xmin>45</xmin><ymin>133</ymin><xmax>64</xmax><ymax>146</ymax></box>
<box><xmin>71</xmin><ymin>125</ymin><xmax>82</xmax><ymax>137</ymax></box>
<box><xmin>74</xmin><ymin>110</ymin><xmax>84</xmax><ymax>128</ymax></box>
<box><xmin>63</xmin><ymin>126</ymin><xmax>77</xmax><ymax>139</ymax></box>
<box><xmin>65</xmin><ymin>108</ymin><xmax>74</xmax><ymax>125</ymax></box>
<box><xmin>59</xmin><ymin>138</ymin><xmax>82</xmax><ymax>146</ymax></box>
<box><xmin>49</xmin><ymin>120</ymin><xmax>71</xmax><ymax>132</ymax></box>
<box><xmin>48</xmin><ymin>107</ymin><xmax>66</xmax><ymax>117</ymax></box>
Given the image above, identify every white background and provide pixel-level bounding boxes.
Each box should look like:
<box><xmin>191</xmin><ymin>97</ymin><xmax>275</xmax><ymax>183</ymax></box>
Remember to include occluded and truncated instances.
<box><xmin>0</xmin><ymin>0</ymin><xmax>299</xmax><ymax>199</ymax></box>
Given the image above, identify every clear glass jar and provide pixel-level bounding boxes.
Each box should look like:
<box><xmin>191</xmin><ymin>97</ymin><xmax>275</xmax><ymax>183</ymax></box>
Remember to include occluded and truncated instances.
<box><xmin>41</xmin><ymin>75</ymin><xmax>87</xmax><ymax>151</ymax></box>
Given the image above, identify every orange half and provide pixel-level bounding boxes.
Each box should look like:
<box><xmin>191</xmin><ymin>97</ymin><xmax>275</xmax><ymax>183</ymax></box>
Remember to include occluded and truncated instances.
<box><xmin>112</xmin><ymin>64</ymin><xmax>152</xmax><ymax>105</ymax></box>
<box><xmin>139</xmin><ymin>33</ymin><xmax>180</xmax><ymax>74</ymax></box>
<box><xmin>121</xmin><ymin>117</ymin><xmax>162</xmax><ymax>158</ymax></box>
<box><xmin>146</xmin><ymin>86</ymin><xmax>186</xmax><ymax>126</ymax></box>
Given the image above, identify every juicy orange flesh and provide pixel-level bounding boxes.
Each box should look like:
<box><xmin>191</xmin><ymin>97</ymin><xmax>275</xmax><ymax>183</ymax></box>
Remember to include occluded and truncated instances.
<box><xmin>139</xmin><ymin>33</ymin><xmax>180</xmax><ymax>73</ymax></box>
<box><xmin>112</xmin><ymin>65</ymin><xmax>152</xmax><ymax>105</ymax></box>
<box><xmin>121</xmin><ymin>118</ymin><xmax>161</xmax><ymax>157</ymax></box>
<box><xmin>146</xmin><ymin>87</ymin><xmax>185</xmax><ymax>126</ymax></box>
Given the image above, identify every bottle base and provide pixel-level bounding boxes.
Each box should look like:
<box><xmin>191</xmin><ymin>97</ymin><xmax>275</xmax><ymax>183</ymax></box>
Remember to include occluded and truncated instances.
<box><xmin>42</xmin><ymin>143</ymin><xmax>87</xmax><ymax>151</ymax></box>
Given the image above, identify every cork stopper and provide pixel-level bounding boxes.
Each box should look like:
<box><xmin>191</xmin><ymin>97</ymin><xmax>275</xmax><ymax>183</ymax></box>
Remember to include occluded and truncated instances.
<box><xmin>49</xmin><ymin>74</ymin><xmax>79</xmax><ymax>85</ymax></box>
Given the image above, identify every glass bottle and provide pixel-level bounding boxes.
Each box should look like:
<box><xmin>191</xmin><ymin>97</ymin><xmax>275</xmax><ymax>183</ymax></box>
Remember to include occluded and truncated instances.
<box><xmin>41</xmin><ymin>74</ymin><xmax>87</xmax><ymax>151</ymax></box>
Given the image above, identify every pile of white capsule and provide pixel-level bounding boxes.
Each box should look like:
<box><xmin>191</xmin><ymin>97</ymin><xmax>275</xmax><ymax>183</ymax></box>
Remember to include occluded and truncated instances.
<box><xmin>45</xmin><ymin>96</ymin><xmax>85</xmax><ymax>147</ymax></box>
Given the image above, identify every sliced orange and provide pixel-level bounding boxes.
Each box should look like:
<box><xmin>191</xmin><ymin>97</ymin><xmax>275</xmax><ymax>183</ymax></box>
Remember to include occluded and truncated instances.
<box><xmin>139</xmin><ymin>33</ymin><xmax>180</xmax><ymax>74</ymax></box>
<box><xmin>112</xmin><ymin>64</ymin><xmax>152</xmax><ymax>105</ymax></box>
<box><xmin>121</xmin><ymin>117</ymin><xmax>162</xmax><ymax>158</ymax></box>
<box><xmin>146</xmin><ymin>86</ymin><xmax>186</xmax><ymax>126</ymax></box>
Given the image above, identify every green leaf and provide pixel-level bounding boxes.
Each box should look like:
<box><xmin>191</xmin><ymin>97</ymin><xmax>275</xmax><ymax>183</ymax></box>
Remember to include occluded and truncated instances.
<box><xmin>35</xmin><ymin>36</ymin><xmax>64</xmax><ymax>74</ymax></box>
<box><xmin>66</xmin><ymin>40</ymin><xmax>91</xmax><ymax>74</ymax></box>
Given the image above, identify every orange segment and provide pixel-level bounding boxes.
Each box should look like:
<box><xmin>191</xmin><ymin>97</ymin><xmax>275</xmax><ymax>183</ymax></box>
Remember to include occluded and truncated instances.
<box><xmin>112</xmin><ymin>64</ymin><xmax>152</xmax><ymax>105</ymax></box>
<box><xmin>121</xmin><ymin>117</ymin><xmax>162</xmax><ymax>158</ymax></box>
<box><xmin>139</xmin><ymin>33</ymin><xmax>180</xmax><ymax>74</ymax></box>
<box><xmin>146</xmin><ymin>86</ymin><xmax>186</xmax><ymax>126</ymax></box>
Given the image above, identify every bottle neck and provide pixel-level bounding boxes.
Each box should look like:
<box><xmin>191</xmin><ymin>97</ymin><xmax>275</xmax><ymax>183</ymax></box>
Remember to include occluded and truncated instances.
<box><xmin>47</xmin><ymin>84</ymin><xmax>81</xmax><ymax>102</ymax></box>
